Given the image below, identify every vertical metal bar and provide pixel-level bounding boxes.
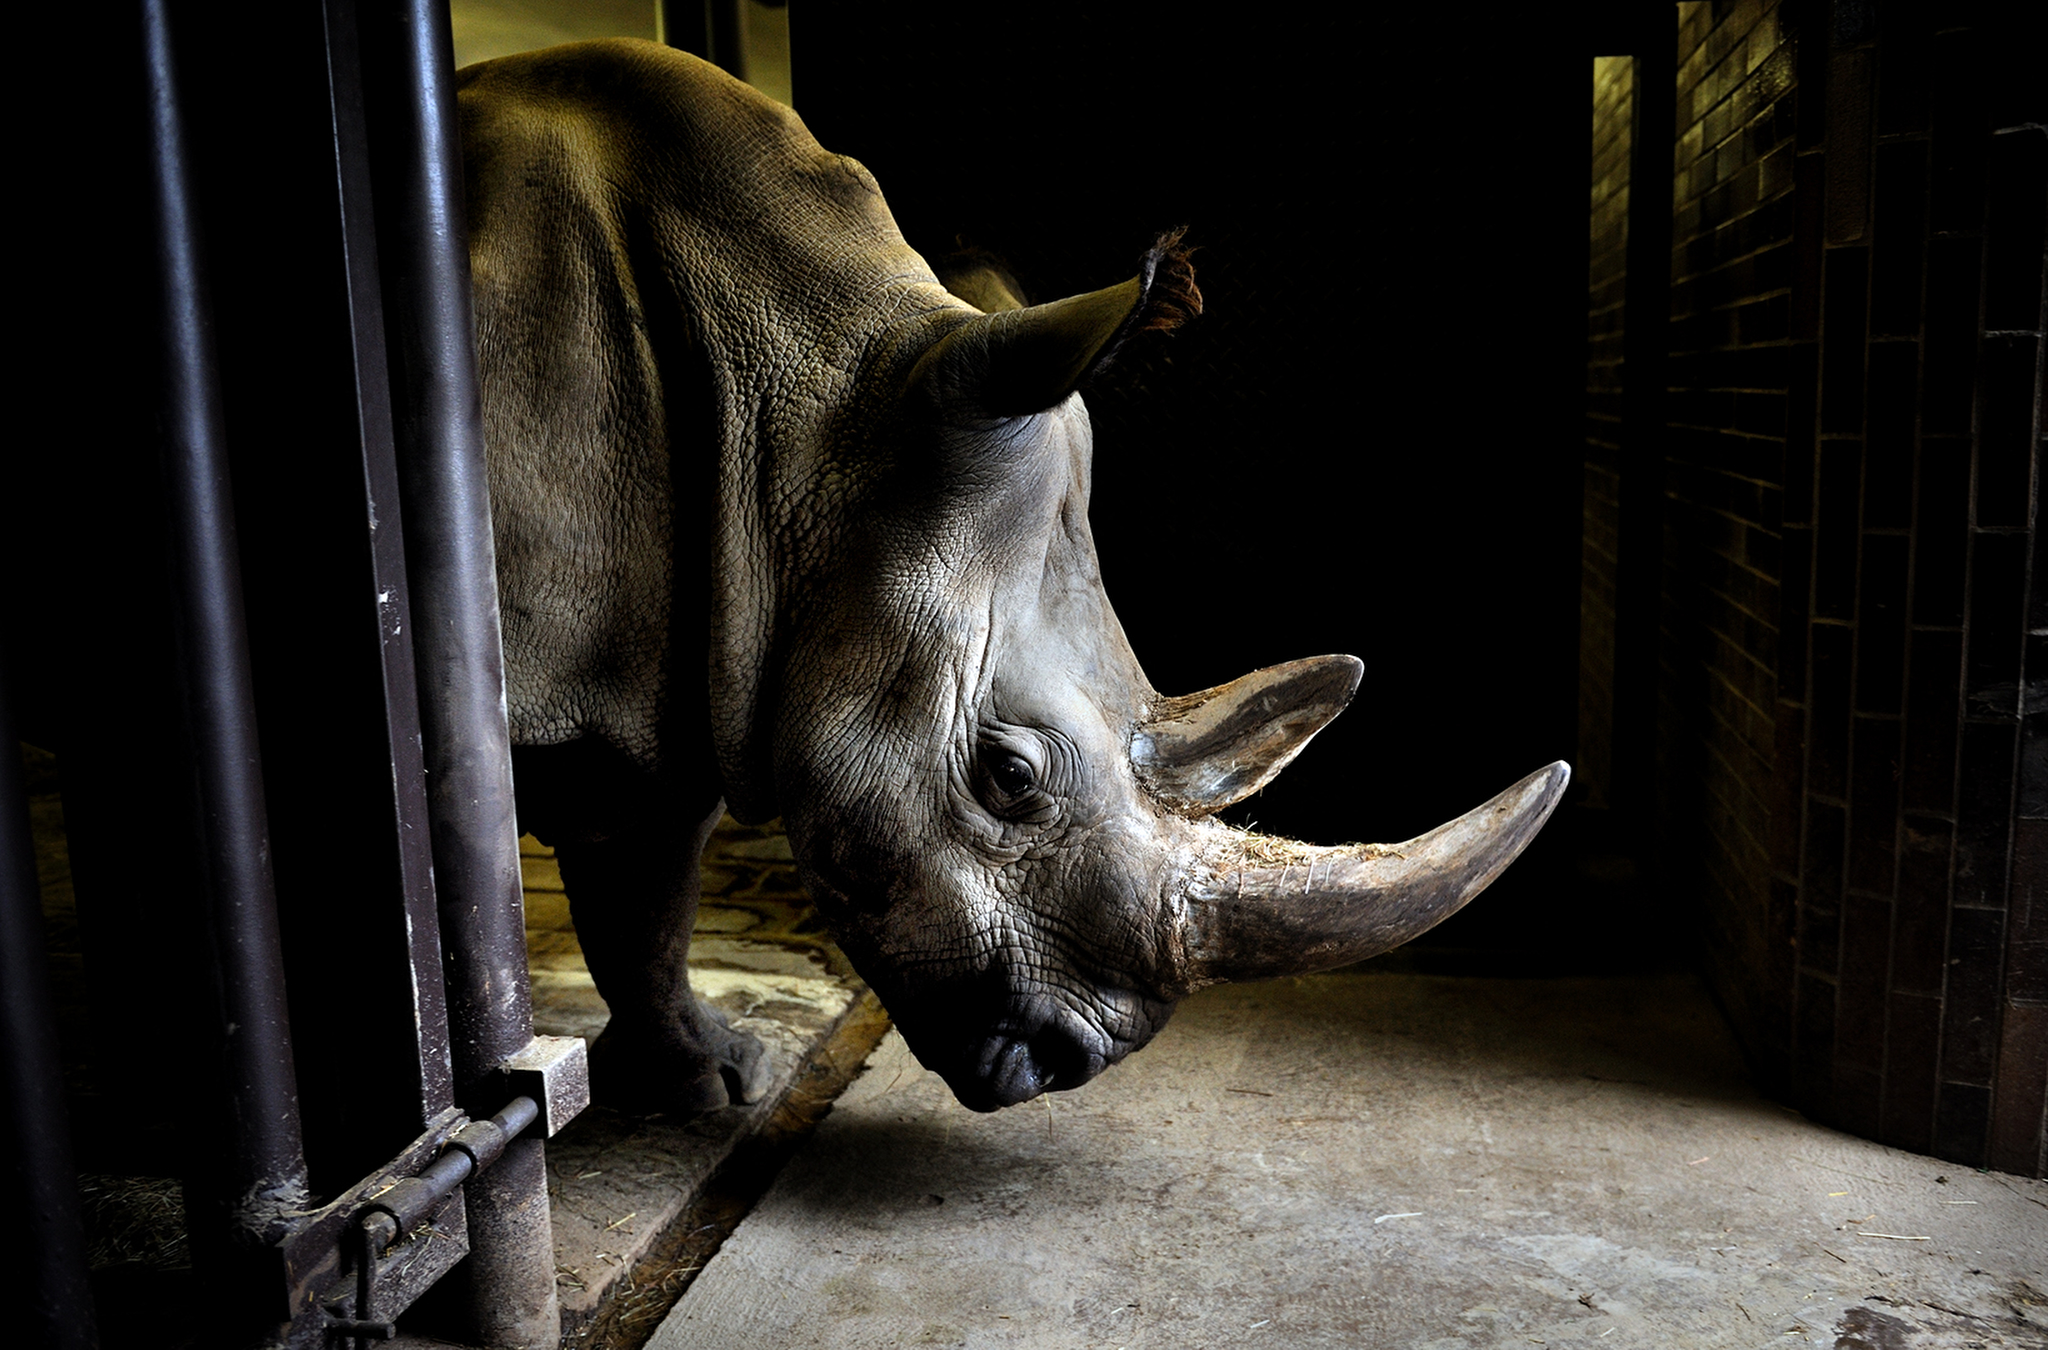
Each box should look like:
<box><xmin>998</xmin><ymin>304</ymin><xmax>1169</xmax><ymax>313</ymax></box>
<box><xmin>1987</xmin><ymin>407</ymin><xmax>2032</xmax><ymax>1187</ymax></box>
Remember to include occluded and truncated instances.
<box><xmin>660</xmin><ymin>0</ymin><xmax>748</xmax><ymax>81</ymax></box>
<box><xmin>360</xmin><ymin>0</ymin><xmax>528</xmax><ymax>1116</ymax></box>
<box><xmin>297</xmin><ymin>0</ymin><xmax>460</xmax><ymax>1175</ymax></box>
<box><xmin>0</xmin><ymin>647</ymin><xmax>97</xmax><ymax>1350</ymax></box>
<box><xmin>332</xmin><ymin>75</ymin><xmax>465</xmax><ymax>1144</ymax></box>
<box><xmin>140</xmin><ymin>0</ymin><xmax>310</xmax><ymax>1325</ymax></box>
<box><xmin>708</xmin><ymin>0</ymin><xmax>749</xmax><ymax>81</ymax></box>
<box><xmin>357</xmin><ymin>2</ymin><xmax>558</xmax><ymax>1343</ymax></box>
<box><xmin>142</xmin><ymin>0</ymin><xmax>309</xmax><ymax>1219</ymax></box>
<box><xmin>656</xmin><ymin>0</ymin><xmax>711</xmax><ymax>58</ymax></box>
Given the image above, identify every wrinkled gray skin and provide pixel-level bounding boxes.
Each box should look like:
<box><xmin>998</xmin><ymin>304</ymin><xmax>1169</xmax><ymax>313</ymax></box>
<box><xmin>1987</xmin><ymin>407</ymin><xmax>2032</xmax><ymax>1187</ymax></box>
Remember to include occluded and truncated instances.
<box><xmin>462</xmin><ymin>41</ymin><xmax>1567</xmax><ymax>1115</ymax></box>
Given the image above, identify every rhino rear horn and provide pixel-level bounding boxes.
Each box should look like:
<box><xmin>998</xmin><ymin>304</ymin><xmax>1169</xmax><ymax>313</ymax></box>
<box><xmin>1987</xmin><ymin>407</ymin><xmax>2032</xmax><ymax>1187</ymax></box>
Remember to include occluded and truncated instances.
<box><xmin>1179</xmin><ymin>761</ymin><xmax>1571</xmax><ymax>986</ymax></box>
<box><xmin>1133</xmin><ymin>655</ymin><xmax>1363</xmax><ymax>815</ymax></box>
<box><xmin>935</xmin><ymin>230</ymin><xmax>1202</xmax><ymax>417</ymax></box>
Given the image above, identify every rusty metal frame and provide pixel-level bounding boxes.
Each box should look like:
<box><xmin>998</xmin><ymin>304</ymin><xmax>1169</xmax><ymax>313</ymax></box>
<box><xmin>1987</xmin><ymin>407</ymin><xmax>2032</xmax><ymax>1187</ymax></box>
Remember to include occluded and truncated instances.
<box><xmin>10</xmin><ymin>2</ymin><xmax>587</xmax><ymax>1345</ymax></box>
<box><xmin>357</xmin><ymin>0</ymin><xmax>568</xmax><ymax>1337</ymax></box>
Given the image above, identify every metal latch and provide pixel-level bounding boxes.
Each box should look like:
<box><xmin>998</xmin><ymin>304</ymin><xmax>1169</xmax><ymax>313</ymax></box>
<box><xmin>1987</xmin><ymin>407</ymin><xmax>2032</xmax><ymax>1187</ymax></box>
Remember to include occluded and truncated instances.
<box><xmin>326</xmin><ymin>1095</ymin><xmax>541</xmax><ymax>1346</ymax></box>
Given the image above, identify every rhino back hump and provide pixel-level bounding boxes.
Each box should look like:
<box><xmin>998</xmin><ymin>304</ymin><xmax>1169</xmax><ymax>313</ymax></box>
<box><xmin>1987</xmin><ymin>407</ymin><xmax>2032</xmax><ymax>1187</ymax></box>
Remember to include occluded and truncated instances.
<box><xmin>458</xmin><ymin>39</ymin><xmax>945</xmax><ymax>785</ymax></box>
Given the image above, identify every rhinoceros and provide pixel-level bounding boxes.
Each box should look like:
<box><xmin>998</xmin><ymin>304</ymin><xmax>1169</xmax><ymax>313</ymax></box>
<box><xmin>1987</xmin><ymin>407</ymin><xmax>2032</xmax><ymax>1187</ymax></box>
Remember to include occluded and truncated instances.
<box><xmin>459</xmin><ymin>40</ymin><xmax>1568</xmax><ymax>1114</ymax></box>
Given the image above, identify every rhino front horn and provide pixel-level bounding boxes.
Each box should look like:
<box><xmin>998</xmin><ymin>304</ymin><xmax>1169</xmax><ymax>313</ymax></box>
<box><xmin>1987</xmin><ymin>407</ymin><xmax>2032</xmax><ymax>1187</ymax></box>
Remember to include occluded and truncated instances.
<box><xmin>1178</xmin><ymin>761</ymin><xmax>1571</xmax><ymax>986</ymax></box>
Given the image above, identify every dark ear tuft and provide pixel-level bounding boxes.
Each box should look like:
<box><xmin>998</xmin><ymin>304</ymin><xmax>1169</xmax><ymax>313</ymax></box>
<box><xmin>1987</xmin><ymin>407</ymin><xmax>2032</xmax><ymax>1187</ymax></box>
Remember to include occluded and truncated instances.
<box><xmin>1083</xmin><ymin>227</ymin><xmax>1203</xmax><ymax>383</ymax></box>
<box><xmin>1132</xmin><ymin>227</ymin><xmax>1203</xmax><ymax>336</ymax></box>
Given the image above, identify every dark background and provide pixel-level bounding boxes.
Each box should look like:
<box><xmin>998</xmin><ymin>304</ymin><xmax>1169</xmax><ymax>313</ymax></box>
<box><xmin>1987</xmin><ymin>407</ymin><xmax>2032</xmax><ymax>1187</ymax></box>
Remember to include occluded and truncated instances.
<box><xmin>11</xmin><ymin>6</ymin><xmax>1604</xmax><ymax>974</ymax></box>
<box><xmin>4</xmin><ymin>7</ymin><xmax>1608</xmax><ymax>1209</ymax></box>
<box><xmin>796</xmin><ymin>5</ymin><xmax>1591</xmax><ymax>945</ymax></box>
<box><xmin>11</xmin><ymin>0</ymin><xmax>2041</xmax><ymax>1205</ymax></box>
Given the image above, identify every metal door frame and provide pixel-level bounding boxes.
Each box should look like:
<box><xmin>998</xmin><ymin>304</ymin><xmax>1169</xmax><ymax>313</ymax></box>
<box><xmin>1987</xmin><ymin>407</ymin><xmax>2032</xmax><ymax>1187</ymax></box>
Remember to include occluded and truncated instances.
<box><xmin>5</xmin><ymin>3</ymin><xmax>586</xmax><ymax>1345</ymax></box>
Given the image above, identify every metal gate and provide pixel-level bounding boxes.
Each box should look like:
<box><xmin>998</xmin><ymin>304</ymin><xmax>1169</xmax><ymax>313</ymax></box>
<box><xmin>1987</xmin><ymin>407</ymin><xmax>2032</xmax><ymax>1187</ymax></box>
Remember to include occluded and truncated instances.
<box><xmin>5</xmin><ymin>3</ymin><xmax>587</xmax><ymax>1345</ymax></box>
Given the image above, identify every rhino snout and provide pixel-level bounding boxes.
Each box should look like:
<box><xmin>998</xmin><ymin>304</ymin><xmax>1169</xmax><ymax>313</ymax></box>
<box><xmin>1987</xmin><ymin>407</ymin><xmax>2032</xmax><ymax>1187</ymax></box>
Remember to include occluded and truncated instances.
<box><xmin>967</xmin><ymin>1026</ymin><xmax>1104</xmax><ymax>1112</ymax></box>
<box><xmin>901</xmin><ymin>982</ymin><xmax>1173</xmax><ymax>1112</ymax></box>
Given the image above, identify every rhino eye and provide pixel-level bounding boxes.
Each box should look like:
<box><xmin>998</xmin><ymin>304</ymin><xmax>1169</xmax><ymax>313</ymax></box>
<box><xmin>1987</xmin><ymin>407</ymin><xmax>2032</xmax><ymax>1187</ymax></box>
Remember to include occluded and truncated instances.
<box><xmin>984</xmin><ymin>749</ymin><xmax>1036</xmax><ymax>799</ymax></box>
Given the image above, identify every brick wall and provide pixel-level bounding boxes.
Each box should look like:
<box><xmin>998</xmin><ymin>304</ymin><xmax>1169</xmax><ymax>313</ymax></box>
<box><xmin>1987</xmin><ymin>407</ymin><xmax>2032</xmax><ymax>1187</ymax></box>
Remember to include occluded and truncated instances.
<box><xmin>1653</xmin><ymin>0</ymin><xmax>1801</xmax><ymax>1077</ymax></box>
<box><xmin>1776</xmin><ymin>1</ymin><xmax>2044</xmax><ymax>1176</ymax></box>
<box><xmin>1581</xmin><ymin>55</ymin><xmax>1633</xmax><ymax>813</ymax></box>
<box><xmin>1590</xmin><ymin>0</ymin><xmax>2043</xmax><ymax>1174</ymax></box>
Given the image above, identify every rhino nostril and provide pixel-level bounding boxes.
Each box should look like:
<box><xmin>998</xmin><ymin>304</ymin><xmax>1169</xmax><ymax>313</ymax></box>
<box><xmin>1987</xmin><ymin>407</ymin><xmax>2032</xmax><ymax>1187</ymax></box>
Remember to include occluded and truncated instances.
<box><xmin>977</xmin><ymin>1029</ymin><xmax>1097</xmax><ymax>1102</ymax></box>
<box><xmin>956</xmin><ymin>1010</ymin><xmax>1115</xmax><ymax>1109</ymax></box>
<box><xmin>1028</xmin><ymin>1028</ymin><xmax>1097</xmax><ymax>1091</ymax></box>
<box><xmin>985</xmin><ymin>1038</ymin><xmax>1047</xmax><ymax>1106</ymax></box>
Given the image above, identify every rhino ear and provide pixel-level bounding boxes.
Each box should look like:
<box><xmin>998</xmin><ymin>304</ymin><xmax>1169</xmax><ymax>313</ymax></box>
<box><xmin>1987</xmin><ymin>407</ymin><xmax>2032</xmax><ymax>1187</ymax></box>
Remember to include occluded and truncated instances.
<box><xmin>1132</xmin><ymin>655</ymin><xmax>1363</xmax><ymax>816</ymax></box>
<box><xmin>971</xmin><ymin>279</ymin><xmax>1142</xmax><ymax>414</ymax></box>
<box><xmin>929</xmin><ymin>229</ymin><xmax>1201</xmax><ymax>417</ymax></box>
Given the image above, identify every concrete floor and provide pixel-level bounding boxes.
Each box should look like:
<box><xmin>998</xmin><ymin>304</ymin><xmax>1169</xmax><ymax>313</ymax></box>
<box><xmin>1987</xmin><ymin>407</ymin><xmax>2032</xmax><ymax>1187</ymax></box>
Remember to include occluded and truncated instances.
<box><xmin>29</xmin><ymin>746</ymin><xmax>879</xmax><ymax>1347</ymax></box>
<box><xmin>651</xmin><ymin>972</ymin><xmax>2047</xmax><ymax>1350</ymax></box>
<box><xmin>27</xmin><ymin>750</ymin><xmax>2046</xmax><ymax>1347</ymax></box>
<box><xmin>520</xmin><ymin>822</ymin><xmax>877</xmax><ymax>1340</ymax></box>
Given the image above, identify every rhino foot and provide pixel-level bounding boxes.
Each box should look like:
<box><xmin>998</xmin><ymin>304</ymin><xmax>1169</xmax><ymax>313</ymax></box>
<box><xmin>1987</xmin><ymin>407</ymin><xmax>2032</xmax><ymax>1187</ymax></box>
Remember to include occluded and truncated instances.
<box><xmin>588</xmin><ymin>1002</ymin><xmax>771</xmax><ymax>1114</ymax></box>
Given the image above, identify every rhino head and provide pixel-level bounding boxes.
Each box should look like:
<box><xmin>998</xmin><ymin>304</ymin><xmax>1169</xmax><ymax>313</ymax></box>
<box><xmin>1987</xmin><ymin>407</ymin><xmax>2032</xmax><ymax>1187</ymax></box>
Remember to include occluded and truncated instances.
<box><xmin>716</xmin><ymin>237</ymin><xmax>1567</xmax><ymax>1112</ymax></box>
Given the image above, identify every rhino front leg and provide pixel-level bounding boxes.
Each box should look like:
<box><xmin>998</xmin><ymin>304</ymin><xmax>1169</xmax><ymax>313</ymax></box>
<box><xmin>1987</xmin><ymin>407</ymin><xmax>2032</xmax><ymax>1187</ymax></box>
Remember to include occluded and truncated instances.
<box><xmin>555</xmin><ymin>796</ymin><xmax>771</xmax><ymax>1113</ymax></box>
